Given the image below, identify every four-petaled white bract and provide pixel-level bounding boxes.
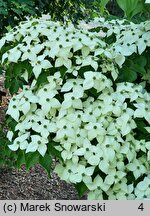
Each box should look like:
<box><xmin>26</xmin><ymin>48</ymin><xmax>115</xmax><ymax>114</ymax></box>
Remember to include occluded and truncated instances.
<box><xmin>0</xmin><ymin>15</ymin><xmax>150</xmax><ymax>200</ymax></box>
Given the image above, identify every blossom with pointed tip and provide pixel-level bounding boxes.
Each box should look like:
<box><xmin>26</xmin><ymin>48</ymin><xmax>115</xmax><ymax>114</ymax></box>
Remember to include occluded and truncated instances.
<box><xmin>26</xmin><ymin>135</ymin><xmax>48</xmax><ymax>156</ymax></box>
<box><xmin>9</xmin><ymin>132</ymin><xmax>30</xmax><ymax>151</ymax></box>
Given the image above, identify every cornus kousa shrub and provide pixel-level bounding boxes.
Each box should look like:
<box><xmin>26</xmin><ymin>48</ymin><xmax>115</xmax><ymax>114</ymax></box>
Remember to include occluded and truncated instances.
<box><xmin>0</xmin><ymin>15</ymin><xmax>150</xmax><ymax>200</ymax></box>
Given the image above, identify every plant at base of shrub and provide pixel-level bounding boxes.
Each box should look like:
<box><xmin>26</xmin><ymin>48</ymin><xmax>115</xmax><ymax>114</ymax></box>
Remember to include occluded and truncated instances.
<box><xmin>0</xmin><ymin>15</ymin><xmax>150</xmax><ymax>200</ymax></box>
<box><xmin>0</xmin><ymin>121</ymin><xmax>17</xmax><ymax>169</ymax></box>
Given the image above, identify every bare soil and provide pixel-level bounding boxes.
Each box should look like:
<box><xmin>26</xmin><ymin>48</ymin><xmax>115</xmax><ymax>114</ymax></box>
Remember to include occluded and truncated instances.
<box><xmin>0</xmin><ymin>165</ymin><xmax>80</xmax><ymax>200</ymax></box>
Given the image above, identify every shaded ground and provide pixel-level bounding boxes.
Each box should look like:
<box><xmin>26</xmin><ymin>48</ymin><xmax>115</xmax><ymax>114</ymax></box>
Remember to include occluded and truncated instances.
<box><xmin>0</xmin><ymin>165</ymin><xmax>81</xmax><ymax>200</ymax></box>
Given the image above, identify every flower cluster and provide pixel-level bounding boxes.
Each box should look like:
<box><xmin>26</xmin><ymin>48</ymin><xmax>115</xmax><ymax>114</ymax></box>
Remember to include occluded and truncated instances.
<box><xmin>1</xmin><ymin>16</ymin><xmax>150</xmax><ymax>199</ymax></box>
<box><xmin>6</xmin><ymin>72</ymin><xmax>150</xmax><ymax>199</ymax></box>
<box><xmin>79</xmin><ymin>17</ymin><xmax>150</xmax><ymax>69</ymax></box>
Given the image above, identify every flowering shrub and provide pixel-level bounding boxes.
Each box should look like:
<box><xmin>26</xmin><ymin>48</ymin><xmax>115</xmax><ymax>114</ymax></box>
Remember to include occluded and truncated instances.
<box><xmin>0</xmin><ymin>15</ymin><xmax>150</xmax><ymax>199</ymax></box>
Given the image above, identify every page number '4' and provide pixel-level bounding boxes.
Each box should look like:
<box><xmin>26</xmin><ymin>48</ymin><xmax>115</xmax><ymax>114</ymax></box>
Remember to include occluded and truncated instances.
<box><xmin>138</xmin><ymin>203</ymin><xmax>144</xmax><ymax>211</ymax></box>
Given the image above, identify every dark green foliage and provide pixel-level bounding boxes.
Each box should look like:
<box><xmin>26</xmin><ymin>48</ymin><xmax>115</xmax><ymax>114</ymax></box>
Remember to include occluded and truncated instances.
<box><xmin>0</xmin><ymin>0</ymin><xmax>97</xmax><ymax>37</ymax></box>
<box><xmin>39</xmin><ymin>153</ymin><xmax>52</xmax><ymax>178</ymax></box>
<box><xmin>117</xmin><ymin>51</ymin><xmax>149</xmax><ymax>86</ymax></box>
<box><xmin>0</xmin><ymin>0</ymin><xmax>34</xmax><ymax>36</ymax></box>
<box><xmin>74</xmin><ymin>181</ymin><xmax>88</xmax><ymax>198</ymax></box>
<box><xmin>0</xmin><ymin>122</ymin><xmax>17</xmax><ymax>168</ymax></box>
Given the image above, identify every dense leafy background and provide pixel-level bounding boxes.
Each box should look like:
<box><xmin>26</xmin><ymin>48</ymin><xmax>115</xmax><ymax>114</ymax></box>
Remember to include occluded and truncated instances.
<box><xmin>1</xmin><ymin>0</ymin><xmax>149</xmax><ymax>38</ymax></box>
<box><xmin>0</xmin><ymin>0</ymin><xmax>98</xmax><ymax>37</ymax></box>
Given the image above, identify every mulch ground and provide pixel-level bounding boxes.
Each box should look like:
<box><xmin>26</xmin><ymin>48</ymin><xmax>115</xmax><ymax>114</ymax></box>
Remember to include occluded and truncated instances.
<box><xmin>0</xmin><ymin>165</ymin><xmax>80</xmax><ymax>200</ymax></box>
<box><xmin>0</xmin><ymin>74</ymin><xmax>87</xmax><ymax>200</ymax></box>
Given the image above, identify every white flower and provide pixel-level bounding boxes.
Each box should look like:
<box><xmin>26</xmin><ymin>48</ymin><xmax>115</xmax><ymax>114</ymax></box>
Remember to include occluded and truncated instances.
<box><xmin>26</xmin><ymin>135</ymin><xmax>48</xmax><ymax>156</ymax></box>
<box><xmin>134</xmin><ymin>102</ymin><xmax>150</xmax><ymax>124</ymax></box>
<box><xmin>55</xmin><ymin>56</ymin><xmax>72</xmax><ymax>69</ymax></box>
<box><xmin>83</xmin><ymin>71</ymin><xmax>112</xmax><ymax>91</ymax></box>
<box><xmin>126</xmin><ymin>159</ymin><xmax>146</xmax><ymax>179</ymax></box>
<box><xmin>145</xmin><ymin>0</ymin><xmax>150</xmax><ymax>4</ymax></box>
<box><xmin>62</xmin><ymin>92</ymin><xmax>82</xmax><ymax>109</ymax></box>
<box><xmin>17</xmin><ymin>109</ymin><xmax>43</xmax><ymax>132</ymax></box>
<box><xmin>47</xmin><ymin>72</ymin><xmax>63</xmax><ymax>89</ymax></box>
<box><xmin>74</xmin><ymin>128</ymin><xmax>88</xmax><ymax>147</ymax></box>
<box><xmin>104</xmin><ymin>169</ymin><xmax>126</xmax><ymax>186</ymax></box>
<box><xmin>82</xmin><ymin>55</ymin><xmax>98</xmax><ymax>70</ymax></box>
<box><xmin>108</xmin><ymin>184</ymin><xmax>134</xmax><ymax>200</ymax></box>
<box><xmin>114</xmin><ymin>43</ymin><xmax>136</xmax><ymax>56</ymax></box>
<box><xmin>9</xmin><ymin>132</ymin><xmax>30</xmax><ymax>151</ymax></box>
<box><xmin>98</xmin><ymin>154</ymin><xmax>110</xmax><ymax>174</ymax></box>
<box><xmin>135</xmin><ymin>176</ymin><xmax>150</xmax><ymax>199</ymax></box>
<box><xmin>81</xmin><ymin>106</ymin><xmax>97</xmax><ymax>123</ymax></box>
<box><xmin>74</xmin><ymin>138</ymin><xmax>93</xmax><ymax>158</ymax></box>
<box><xmin>87</xmin><ymin>145</ymin><xmax>103</xmax><ymax>166</ymax></box>
<box><xmin>36</xmin><ymin>119</ymin><xmax>57</xmax><ymax>138</ymax></box>
<box><xmin>85</xmin><ymin>122</ymin><xmax>106</xmax><ymax>140</ymax></box>
<box><xmin>21</xmin><ymin>44</ymin><xmax>44</xmax><ymax>61</ymax></box>
<box><xmin>7</xmin><ymin>46</ymin><xmax>22</xmax><ymax>63</ymax></box>
<box><xmin>22</xmin><ymin>27</ymin><xmax>39</xmax><ymax>44</ymax></box>
<box><xmin>55</xmin><ymin>117</ymin><xmax>75</xmax><ymax>140</ymax></box>
<box><xmin>18</xmin><ymin>91</ymin><xmax>38</xmax><ymax>115</ymax></box>
<box><xmin>145</xmin><ymin>141</ymin><xmax>150</xmax><ymax>160</ymax></box>
<box><xmin>61</xmin><ymin>147</ymin><xmax>75</xmax><ymax>161</ymax></box>
<box><xmin>31</xmin><ymin>55</ymin><xmax>52</xmax><ymax>78</ymax></box>
<box><xmin>40</xmin><ymin>97</ymin><xmax>60</xmax><ymax>115</ymax></box>
<box><xmin>0</xmin><ymin>38</ymin><xmax>6</xmax><ymax>49</ymax></box>
<box><xmin>116</xmin><ymin>113</ymin><xmax>136</xmax><ymax>136</ymax></box>
<box><xmin>61</xmin><ymin>78</ymin><xmax>84</xmax><ymax>98</ymax></box>
<box><xmin>114</xmin><ymin>53</ymin><xmax>125</xmax><ymax>68</ymax></box>
<box><xmin>86</xmin><ymin>175</ymin><xmax>104</xmax><ymax>191</ymax></box>
<box><xmin>6</xmin><ymin>97</ymin><xmax>20</xmax><ymax>121</ymax></box>
<box><xmin>55</xmin><ymin>161</ymin><xmax>85</xmax><ymax>183</ymax></box>
<box><xmin>87</xmin><ymin>190</ymin><xmax>103</xmax><ymax>200</ymax></box>
<box><xmin>6</xmin><ymin>131</ymin><xmax>14</xmax><ymax>141</ymax></box>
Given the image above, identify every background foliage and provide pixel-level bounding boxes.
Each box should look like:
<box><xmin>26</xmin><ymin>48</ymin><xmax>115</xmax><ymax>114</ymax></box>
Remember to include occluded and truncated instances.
<box><xmin>1</xmin><ymin>0</ymin><xmax>150</xmax><ymax>38</ymax></box>
<box><xmin>0</xmin><ymin>0</ymin><xmax>98</xmax><ymax>37</ymax></box>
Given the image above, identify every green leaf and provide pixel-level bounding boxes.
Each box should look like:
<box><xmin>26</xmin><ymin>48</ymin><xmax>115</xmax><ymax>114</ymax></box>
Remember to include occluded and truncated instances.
<box><xmin>118</xmin><ymin>67</ymin><xmax>137</xmax><ymax>82</ymax></box>
<box><xmin>128</xmin><ymin>56</ymin><xmax>147</xmax><ymax>75</ymax></box>
<box><xmin>100</xmin><ymin>0</ymin><xmax>110</xmax><ymax>7</ymax></box>
<box><xmin>0</xmin><ymin>66</ymin><xmax>3</xmax><ymax>74</ymax></box>
<box><xmin>74</xmin><ymin>182</ymin><xmax>88</xmax><ymax>198</ymax></box>
<box><xmin>60</xmin><ymin>66</ymin><xmax>67</xmax><ymax>78</ymax></box>
<box><xmin>39</xmin><ymin>153</ymin><xmax>52</xmax><ymax>178</ymax></box>
<box><xmin>88</xmin><ymin>88</ymin><xmax>100</xmax><ymax>98</ymax></box>
<box><xmin>47</xmin><ymin>141</ymin><xmax>62</xmax><ymax>160</ymax></box>
<box><xmin>13</xmin><ymin>62</ymin><xmax>22</xmax><ymax>76</ymax></box>
<box><xmin>130</xmin><ymin>0</ymin><xmax>144</xmax><ymax>18</ymax></box>
<box><xmin>16</xmin><ymin>150</ymin><xmax>25</xmax><ymax>169</ymax></box>
<box><xmin>36</xmin><ymin>70</ymin><xmax>50</xmax><ymax>87</ymax></box>
<box><xmin>9</xmin><ymin>79</ymin><xmax>20</xmax><ymax>94</ymax></box>
<box><xmin>130</xmin><ymin>64</ymin><xmax>146</xmax><ymax>75</ymax></box>
<box><xmin>22</xmin><ymin>61</ymin><xmax>32</xmax><ymax>77</ymax></box>
<box><xmin>99</xmin><ymin>0</ymin><xmax>110</xmax><ymax>15</ymax></box>
<box><xmin>126</xmin><ymin>171</ymin><xmax>135</xmax><ymax>184</ymax></box>
<box><xmin>6</xmin><ymin>116</ymin><xmax>17</xmax><ymax>131</ymax></box>
<box><xmin>135</xmin><ymin>118</ymin><xmax>149</xmax><ymax>134</ymax></box>
<box><xmin>25</xmin><ymin>152</ymin><xmax>40</xmax><ymax>170</ymax></box>
<box><xmin>116</xmin><ymin>0</ymin><xmax>143</xmax><ymax>19</ymax></box>
<box><xmin>134</xmin><ymin>56</ymin><xmax>147</xmax><ymax>68</ymax></box>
